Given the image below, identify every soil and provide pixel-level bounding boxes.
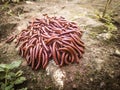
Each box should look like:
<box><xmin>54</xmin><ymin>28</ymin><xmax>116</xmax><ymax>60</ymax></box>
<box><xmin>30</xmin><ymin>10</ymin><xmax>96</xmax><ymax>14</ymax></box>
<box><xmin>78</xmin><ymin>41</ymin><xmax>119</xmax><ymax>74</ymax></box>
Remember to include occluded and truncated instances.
<box><xmin>0</xmin><ymin>0</ymin><xmax>120</xmax><ymax>90</ymax></box>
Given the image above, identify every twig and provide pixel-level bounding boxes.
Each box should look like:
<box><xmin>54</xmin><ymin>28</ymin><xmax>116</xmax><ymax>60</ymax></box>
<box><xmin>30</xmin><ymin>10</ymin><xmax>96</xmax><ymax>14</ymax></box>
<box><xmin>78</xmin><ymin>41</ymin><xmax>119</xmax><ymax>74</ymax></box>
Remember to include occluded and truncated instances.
<box><xmin>102</xmin><ymin>0</ymin><xmax>112</xmax><ymax>18</ymax></box>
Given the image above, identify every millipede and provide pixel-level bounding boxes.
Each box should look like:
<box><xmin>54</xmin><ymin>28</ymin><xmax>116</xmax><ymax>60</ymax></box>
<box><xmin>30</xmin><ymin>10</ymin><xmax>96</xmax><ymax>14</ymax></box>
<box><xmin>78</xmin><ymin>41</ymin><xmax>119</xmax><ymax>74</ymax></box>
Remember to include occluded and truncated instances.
<box><xmin>6</xmin><ymin>15</ymin><xmax>85</xmax><ymax>70</ymax></box>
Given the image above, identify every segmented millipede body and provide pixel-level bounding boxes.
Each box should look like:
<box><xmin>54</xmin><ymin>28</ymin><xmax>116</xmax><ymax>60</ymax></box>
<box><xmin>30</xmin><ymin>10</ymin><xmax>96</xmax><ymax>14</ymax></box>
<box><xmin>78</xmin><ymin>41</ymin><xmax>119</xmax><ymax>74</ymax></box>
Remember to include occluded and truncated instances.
<box><xmin>7</xmin><ymin>15</ymin><xmax>85</xmax><ymax>70</ymax></box>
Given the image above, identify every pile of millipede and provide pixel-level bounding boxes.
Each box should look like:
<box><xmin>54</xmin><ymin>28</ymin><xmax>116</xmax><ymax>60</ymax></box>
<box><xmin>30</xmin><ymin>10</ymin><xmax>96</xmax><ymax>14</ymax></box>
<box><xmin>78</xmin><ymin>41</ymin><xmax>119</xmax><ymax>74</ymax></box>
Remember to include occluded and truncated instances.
<box><xmin>6</xmin><ymin>15</ymin><xmax>85</xmax><ymax>70</ymax></box>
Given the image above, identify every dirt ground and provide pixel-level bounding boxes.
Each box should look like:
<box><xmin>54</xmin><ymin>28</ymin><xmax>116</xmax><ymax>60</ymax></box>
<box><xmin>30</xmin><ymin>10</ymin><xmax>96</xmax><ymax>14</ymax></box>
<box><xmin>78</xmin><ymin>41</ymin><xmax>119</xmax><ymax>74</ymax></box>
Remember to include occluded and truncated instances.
<box><xmin>0</xmin><ymin>0</ymin><xmax>120</xmax><ymax>90</ymax></box>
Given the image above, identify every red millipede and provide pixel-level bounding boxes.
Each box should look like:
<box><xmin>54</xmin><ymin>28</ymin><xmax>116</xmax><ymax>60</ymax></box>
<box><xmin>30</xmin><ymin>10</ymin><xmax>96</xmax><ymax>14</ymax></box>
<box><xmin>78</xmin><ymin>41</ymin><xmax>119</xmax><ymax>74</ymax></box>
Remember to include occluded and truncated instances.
<box><xmin>64</xmin><ymin>53</ymin><xmax>69</xmax><ymax>65</ymax></box>
<box><xmin>52</xmin><ymin>42</ymin><xmax>59</xmax><ymax>65</ymax></box>
<box><xmin>6</xmin><ymin>35</ymin><xmax>16</xmax><ymax>43</ymax></box>
<box><xmin>35</xmin><ymin>48</ymin><xmax>43</xmax><ymax>70</ymax></box>
<box><xmin>43</xmin><ymin>50</ymin><xmax>48</xmax><ymax>69</ymax></box>
<box><xmin>60</xmin><ymin>52</ymin><xmax>65</xmax><ymax>66</ymax></box>
<box><xmin>6</xmin><ymin>15</ymin><xmax>85</xmax><ymax>70</ymax></box>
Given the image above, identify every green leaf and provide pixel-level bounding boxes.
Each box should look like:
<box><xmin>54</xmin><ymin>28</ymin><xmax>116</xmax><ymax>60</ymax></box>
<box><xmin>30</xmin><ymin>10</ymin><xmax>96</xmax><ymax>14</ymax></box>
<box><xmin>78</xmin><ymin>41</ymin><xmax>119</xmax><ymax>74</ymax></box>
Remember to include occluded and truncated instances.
<box><xmin>5</xmin><ymin>72</ymin><xmax>15</xmax><ymax>80</ymax></box>
<box><xmin>15</xmin><ymin>70</ymin><xmax>23</xmax><ymax>77</ymax></box>
<box><xmin>14</xmin><ymin>77</ymin><xmax>26</xmax><ymax>85</ymax></box>
<box><xmin>0</xmin><ymin>67</ymin><xmax>4</xmax><ymax>72</ymax></box>
<box><xmin>0</xmin><ymin>64</ymin><xmax>7</xmax><ymax>69</ymax></box>
<box><xmin>8</xmin><ymin>72</ymin><xmax>16</xmax><ymax>78</ymax></box>
<box><xmin>5</xmin><ymin>84</ymin><xmax>14</xmax><ymax>90</ymax></box>
<box><xmin>7</xmin><ymin>60</ymin><xmax>22</xmax><ymax>70</ymax></box>
<box><xmin>19</xmin><ymin>87</ymin><xmax>27</xmax><ymax>90</ymax></box>
<box><xmin>5</xmin><ymin>74</ymin><xmax>12</xmax><ymax>80</ymax></box>
<box><xmin>0</xmin><ymin>72</ymin><xmax>5</xmax><ymax>80</ymax></box>
<box><xmin>1</xmin><ymin>83</ymin><xmax>6</xmax><ymax>90</ymax></box>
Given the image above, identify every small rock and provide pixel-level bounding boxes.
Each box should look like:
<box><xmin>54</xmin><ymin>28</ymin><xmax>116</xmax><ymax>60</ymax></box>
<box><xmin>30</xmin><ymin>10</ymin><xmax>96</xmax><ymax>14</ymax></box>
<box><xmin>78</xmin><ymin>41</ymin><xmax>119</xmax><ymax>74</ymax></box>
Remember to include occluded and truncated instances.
<box><xmin>100</xmin><ymin>82</ymin><xmax>105</xmax><ymax>88</ymax></box>
<box><xmin>46</xmin><ymin>60</ymin><xmax>66</xmax><ymax>89</ymax></box>
<box><xmin>97</xmin><ymin>33</ymin><xmax>112</xmax><ymax>40</ymax></box>
<box><xmin>26</xmin><ymin>1</ymin><xmax>35</xmax><ymax>4</ymax></box>
<box><xmin>2</xmin><ymin>50</ymin><xmax>7</xmax><ymax>54</ymax></box>
<box><xmin>90</xmin><ymin>78</ymin><xmax>93</xmax><ymax>81</ymax></box>
<box><xmin>113</xmin><ymin>49</ymin><xmax>120</xmax><ymax>57</ymax></box>
<box><xmin>70</xmin><ymin>76</ymin><xmax>74</xmax><ymax>82</ymax></box>
<box><xmin>72</xmin><ymin>84</ymin><xmax>77</xmax><ymax>89</ymax></box>
<box><xmin>115</xmin><ymin>49</ymin><xmax>120</xmax><ymax>55</ymax></box>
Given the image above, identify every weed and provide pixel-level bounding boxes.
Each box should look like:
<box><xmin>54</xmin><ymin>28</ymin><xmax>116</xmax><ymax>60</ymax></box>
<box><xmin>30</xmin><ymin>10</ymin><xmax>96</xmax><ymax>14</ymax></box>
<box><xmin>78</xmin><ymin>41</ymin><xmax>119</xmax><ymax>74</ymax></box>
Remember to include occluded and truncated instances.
<box><xmin>96</xmin><ymin>0</ymin><xmax>117</xmax><ymax>36</ymax></box>
<box><xmin>102</xmin><ymin>0</ymin><xmax>112</xmax><ymax>18</ymax></box>
<box><xmin>0</xmin><ymin>60</ymin><xmax>27</xmax><ymax>90</ymax></box>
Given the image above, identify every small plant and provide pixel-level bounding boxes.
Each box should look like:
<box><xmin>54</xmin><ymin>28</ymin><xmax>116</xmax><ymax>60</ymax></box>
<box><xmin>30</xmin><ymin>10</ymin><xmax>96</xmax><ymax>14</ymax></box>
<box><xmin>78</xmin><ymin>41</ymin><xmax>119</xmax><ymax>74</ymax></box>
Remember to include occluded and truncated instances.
<box><xmin>97</xmin><ymin>0</ymin><xmax>113</xmax><ymax>23</ymax></box>
<box><xmin>102</xmin><ymin>0</ymin><xmax>112</xmax><ymax>18</ymax></box>
<box><xmin>0</xmin><ymin>60</ymin><xmax>26</xmax><ymax>90</ymax></box>
<box><xmin>96</xmin><ymin>0</ymin><xmax>117</xmax><ymax>32</ymax></box>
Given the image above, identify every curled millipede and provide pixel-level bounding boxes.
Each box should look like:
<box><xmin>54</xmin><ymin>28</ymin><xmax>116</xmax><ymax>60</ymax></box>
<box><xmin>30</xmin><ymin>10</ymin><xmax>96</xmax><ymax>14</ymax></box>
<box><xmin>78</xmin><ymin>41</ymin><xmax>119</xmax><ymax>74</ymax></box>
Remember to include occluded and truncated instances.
<box><xmin>7</xmin><ymin>15</ymin><xmax>85</xmax><ymax>70</ymax></box>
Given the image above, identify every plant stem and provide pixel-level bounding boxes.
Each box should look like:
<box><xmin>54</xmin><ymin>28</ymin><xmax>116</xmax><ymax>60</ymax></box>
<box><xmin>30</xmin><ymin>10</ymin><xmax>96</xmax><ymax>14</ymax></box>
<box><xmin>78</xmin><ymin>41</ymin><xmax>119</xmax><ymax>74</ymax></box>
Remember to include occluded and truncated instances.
<box><xmin>102</xmin><ymin>0</ymin><xmax>112</xmax><ymax>18</ymax></box>
<box><xmin>5</xmin><ymin>69</ymin><xmax>8</xmax><ymax>88</ymax></box>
